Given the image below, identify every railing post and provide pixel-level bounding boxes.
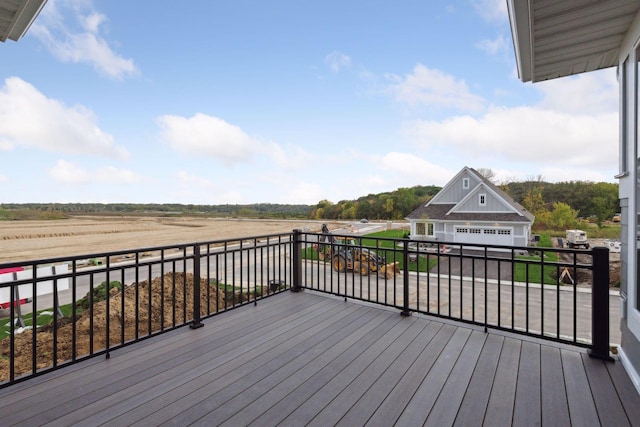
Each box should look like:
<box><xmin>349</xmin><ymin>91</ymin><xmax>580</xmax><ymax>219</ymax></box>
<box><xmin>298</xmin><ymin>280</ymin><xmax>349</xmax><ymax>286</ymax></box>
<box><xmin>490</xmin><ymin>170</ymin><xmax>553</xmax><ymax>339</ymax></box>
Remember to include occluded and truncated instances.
<box><xmin>291</xmin><ymin>229</ymin><xmax>303</xmax><ymax>292</ymax></box>
<box><xmin>588</xmin><ymin>246</ymin><xmax>611</xmax><ymax>360</ymax></box>
<box><xmin>190</xmin><ymin>245</ymin><xmax>204</xmax><ymax>329</ymax></box>
<box><xmin>401</xmin><ymin>239</ymin><xmax>411</xmax><ymax>316</ymax></box>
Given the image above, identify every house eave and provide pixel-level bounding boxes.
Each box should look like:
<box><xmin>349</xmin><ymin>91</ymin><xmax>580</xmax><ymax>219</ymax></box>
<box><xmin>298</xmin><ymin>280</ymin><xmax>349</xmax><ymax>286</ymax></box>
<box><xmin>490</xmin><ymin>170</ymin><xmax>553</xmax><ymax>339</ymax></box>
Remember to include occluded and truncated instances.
<box><xmin>0</xmin><ymin>0</ymin><xmax>48</xmax><ymax>42</ymax></box>
<box><xmin>507</xmin><ymin>0</ymin><xmax>640</xmax><ymax>83</ymax></box>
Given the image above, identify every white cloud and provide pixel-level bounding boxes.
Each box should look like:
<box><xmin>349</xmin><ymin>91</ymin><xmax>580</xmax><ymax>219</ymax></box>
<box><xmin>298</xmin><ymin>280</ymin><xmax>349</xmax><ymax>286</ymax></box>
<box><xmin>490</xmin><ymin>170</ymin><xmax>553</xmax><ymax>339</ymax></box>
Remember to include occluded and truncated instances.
<box><xmin>472</xmin><ymin>0</ymin><xmax>508</xmax><ymax>22</ymax></box>
<box><xmin>176</xmin><ymin>171</ymin><xmax>216</xmax><ymax>190</ymax></box>
<box><xmin>387</xmin><ymin>64</ymin><xmax>486</xmax><ymax>113</ymax></box>
<box><xmin>373</xmin><ymin>152</ymin><xmax>454</xmax><ymax>186</ymax></box>
<box><xmin>49</xmin><ymin>160</ymin><xmax>91</xmax><ymax>184</ymax></box>
<box><xmin>157</xmin><ymin>113</ymin><xmax>310</xmax><ymax>169</ymax></box>
<box><xmin>405</xmin><ymin>106</ymin><xmax>617</xmax><ymax>168</ymax></box>
<box><xmin>157</xmin><ymin>113</ymin><xmax>262</xmax><ymax>165</ymax></box>
<box><xmin>49</xmin><ymin>160</ymin><xmax>142</xmax><ymax>184</ymax></box>
<box><xmin>325</xmin><ymin>51</ymin><xmax>351</xmax><ymax>73</ymax></box>
<box><xmin>31</xmin><ymin>1</ymin><xmax>138</xmax><ymax>80</ymax></box>
<box><xmin>286</xmin><ymin>181</ymin><xmax>325</xmax><ymax>205</ymax></box>
<box><xmin>0</xmin><ymin>77</ymin><xmax>128</xmax><ymax>159</ymax></box>
<box><xmin>94</xmin><ymin>166</ymin><xmax>143</xmax><ymax>184</ymax></box>
<box><xmin>267</xmin><ymin>142</ymin><xmax>313</xmax><ymax>171</ymax></box>
<box><xmin>402</xmin><ymin>67</ymin><xmax>618</xmax><ymax>179</ymax></box>
<box><xmin>538</xmin><ymin>166</ymin><xmax>614</xmax><ymax>183</ymax></box>
<box><xmin>536</xmin><ymin>69</ymin><xmax>618</xmax><ymax>114</ymax></box>
<box><xmin>476</xmin><ymin>34</ymin><xmax>508</xmax><ymax>56</ymax></box>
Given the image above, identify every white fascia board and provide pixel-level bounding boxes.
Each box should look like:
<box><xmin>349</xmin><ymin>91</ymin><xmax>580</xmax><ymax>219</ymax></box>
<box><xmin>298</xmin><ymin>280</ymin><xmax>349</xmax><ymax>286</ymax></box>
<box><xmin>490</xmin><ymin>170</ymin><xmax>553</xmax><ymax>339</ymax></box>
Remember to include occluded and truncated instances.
<box><xmin>507</xmin><ymin>0</ymin><xmax>534</xmax><ymax>83</ymax></box>
<box><xmin>5</xmin><ymin>0</ymin><xmax>48</xmax><ymax>42</ymax></box>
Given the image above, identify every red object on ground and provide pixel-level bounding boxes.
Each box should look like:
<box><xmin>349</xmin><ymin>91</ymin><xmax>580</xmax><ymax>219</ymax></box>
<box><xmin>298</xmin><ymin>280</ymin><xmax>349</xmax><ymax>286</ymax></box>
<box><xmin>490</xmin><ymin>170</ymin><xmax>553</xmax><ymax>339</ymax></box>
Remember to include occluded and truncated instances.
<box><xmin>0</xmin><ymin>267</ymin><xmax>24</xmax><ymax>274</ymax></box>
<box><xmin>0</xmin><ymin>267</ymin><xmax>27</xmax><ymax>309</ymax></box>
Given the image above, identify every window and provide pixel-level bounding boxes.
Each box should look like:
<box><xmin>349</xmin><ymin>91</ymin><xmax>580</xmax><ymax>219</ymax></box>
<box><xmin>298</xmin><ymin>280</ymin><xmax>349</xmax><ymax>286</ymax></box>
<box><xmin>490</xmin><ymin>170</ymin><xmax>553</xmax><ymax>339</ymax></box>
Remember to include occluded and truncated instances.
<box><xmin>484</xmin><ymin>229</ymin><xmax>496</xmax><ymax>235</ymax></box>
<box><xmin>470</xmin><ymin>228</ymin><xmax>481</xmax><ymax>234</ymax></box>
<box><xmin>498</xmin><ymin>229</ymin><xmax>511</xmax><ymax>235</ymax></box>
<box><xmin>416</xmin><ymin>223</ymin><xmax>425</xmax><ymax>235</ymax></box>
<box><xmin>479</xmin><ymin>194</ymin><xmax>486</xmax><ymax>206</ymax></box>
<box><xmin>427</xmin><ymin>223</ymin><xmax>434</xmax><ymax>236</ymax></box>
<box><xmin>463</xmin><ymin>178</ymin><xmax>469</xmax><ymax>189</ymax></box>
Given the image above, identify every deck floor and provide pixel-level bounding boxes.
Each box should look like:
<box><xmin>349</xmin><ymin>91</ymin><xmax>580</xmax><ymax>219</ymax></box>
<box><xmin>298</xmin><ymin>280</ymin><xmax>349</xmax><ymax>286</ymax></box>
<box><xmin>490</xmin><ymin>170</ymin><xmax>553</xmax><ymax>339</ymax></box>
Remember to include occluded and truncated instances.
<box><xmin>1</xmin><ymin>291</ymin><xmax>639</xmax><ymax>426</ymax></box>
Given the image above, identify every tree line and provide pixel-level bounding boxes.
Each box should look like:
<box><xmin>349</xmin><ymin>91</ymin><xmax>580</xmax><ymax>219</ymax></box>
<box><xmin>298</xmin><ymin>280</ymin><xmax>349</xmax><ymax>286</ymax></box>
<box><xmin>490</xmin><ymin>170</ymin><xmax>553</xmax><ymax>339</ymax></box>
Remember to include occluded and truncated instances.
<box><xmin>0</xmin><ymin>203</ymin><xmax>312</xmax><ymax>220</ymax></box>
<box><xmin>500</xmin><ymin>180</ymin><xmax>619</xmax><ymax>229</ymax></box>
<box><xmin>0</xmin><ymin>180</ymin><xmax>619</xmax><ymax>227</ymax></box>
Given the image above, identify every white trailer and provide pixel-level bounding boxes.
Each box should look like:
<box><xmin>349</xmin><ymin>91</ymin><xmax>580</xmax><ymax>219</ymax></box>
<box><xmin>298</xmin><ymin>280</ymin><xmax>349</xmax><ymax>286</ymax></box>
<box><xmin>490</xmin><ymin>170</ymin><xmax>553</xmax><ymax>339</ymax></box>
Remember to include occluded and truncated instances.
<box><xmin>565</xmin><ymin>229</ymin><xmax>589</xmax><ymax>249</ymax></box>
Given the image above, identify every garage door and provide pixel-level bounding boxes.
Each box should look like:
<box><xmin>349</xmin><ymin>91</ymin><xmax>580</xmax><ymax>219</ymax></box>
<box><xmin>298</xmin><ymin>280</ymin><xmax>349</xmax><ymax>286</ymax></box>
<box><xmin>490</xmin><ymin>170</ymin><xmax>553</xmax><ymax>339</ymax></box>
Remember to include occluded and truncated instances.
<box><xmin>454</xmin><ymin>227</ymin><xmax>513</xmax><ymax>246</ymax></box>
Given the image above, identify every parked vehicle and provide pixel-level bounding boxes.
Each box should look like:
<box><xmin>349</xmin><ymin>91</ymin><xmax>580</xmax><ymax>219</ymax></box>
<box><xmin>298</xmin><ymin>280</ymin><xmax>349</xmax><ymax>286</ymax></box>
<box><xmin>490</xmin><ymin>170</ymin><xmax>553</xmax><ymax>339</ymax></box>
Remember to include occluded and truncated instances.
<box><xmin>565</xmin><ymin>229</ymin><xmax>590</xmax><ymax>249</ymax></box>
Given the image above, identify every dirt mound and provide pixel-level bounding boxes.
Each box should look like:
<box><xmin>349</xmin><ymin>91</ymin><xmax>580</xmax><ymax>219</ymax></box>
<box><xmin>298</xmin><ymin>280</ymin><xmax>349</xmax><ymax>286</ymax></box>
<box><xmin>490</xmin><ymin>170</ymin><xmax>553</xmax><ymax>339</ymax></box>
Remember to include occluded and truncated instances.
<box><xmin>0</xmin><ymin>272</ymin><xmax>226</xmax><ymax>381</ymax></box>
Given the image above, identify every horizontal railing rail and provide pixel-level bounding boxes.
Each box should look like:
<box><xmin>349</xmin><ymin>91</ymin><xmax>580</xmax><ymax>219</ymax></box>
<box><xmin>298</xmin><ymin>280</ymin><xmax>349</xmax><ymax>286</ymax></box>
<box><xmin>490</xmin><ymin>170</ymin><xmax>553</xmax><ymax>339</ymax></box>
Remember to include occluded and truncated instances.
<box><xmin>0</xmin><ymin>233</ymin><xmax>294</xmax><ymax>387</ymax></box>
<box><xmin>296</xmin><ymin>230</ymin><xmax>609</xmax><ymax>355</ymax></box>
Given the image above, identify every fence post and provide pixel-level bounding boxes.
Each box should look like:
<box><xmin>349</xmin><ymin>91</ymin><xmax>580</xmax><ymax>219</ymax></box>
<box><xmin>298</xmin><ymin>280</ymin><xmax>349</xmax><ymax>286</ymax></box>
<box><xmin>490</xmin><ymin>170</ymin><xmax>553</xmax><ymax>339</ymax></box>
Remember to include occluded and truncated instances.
<box><xmin>588</xmin><ymin>246</ymin><xmax>611</xmax><ymax>360</ymax></box>
<box><xmin>190</xmin><ymin>245</ymin><xmax>204</xmax><ymax>329</ymax></box>
<box><xmin>292</xmin><ymin>229</ymin><xmax>303</xmax><ymax>292</ymax></box>
<box><xmin>401</xmin><ymin>239</ymin><xmax>411</xmax><ymax>316</ymax></box>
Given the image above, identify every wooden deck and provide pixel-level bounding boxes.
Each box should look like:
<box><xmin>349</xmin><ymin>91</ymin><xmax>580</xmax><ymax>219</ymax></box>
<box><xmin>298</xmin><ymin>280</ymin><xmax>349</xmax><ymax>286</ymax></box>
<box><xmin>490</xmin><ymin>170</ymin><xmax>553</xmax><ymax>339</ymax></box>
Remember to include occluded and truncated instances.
<box><xmin>1</xmin><ymin>291</ymin><xmax>639</xmax><ymax>426</ymax></box>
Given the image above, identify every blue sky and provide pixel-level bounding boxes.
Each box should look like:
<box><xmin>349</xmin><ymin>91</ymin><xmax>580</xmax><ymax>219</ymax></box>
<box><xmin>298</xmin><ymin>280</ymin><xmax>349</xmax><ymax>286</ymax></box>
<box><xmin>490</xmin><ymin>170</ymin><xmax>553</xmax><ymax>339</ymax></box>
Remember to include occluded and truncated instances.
<box><xmin>0</xmin><ymin>0</ymin><xmax>618</xmax><ymax>205</ymax></box>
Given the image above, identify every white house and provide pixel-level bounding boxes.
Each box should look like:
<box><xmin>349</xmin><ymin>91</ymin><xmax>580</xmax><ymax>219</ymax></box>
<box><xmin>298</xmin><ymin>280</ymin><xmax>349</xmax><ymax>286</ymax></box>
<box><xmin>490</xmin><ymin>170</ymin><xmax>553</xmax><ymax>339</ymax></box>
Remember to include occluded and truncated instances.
<box><xmin>406</xmin><ymin>167</ymin><xmax>534</xmax><ymax>248</ymax></box>
<box><xmin>508</xmin><ymin>0</ymin><xmax>640</xmax><ymax>394</ymax></box>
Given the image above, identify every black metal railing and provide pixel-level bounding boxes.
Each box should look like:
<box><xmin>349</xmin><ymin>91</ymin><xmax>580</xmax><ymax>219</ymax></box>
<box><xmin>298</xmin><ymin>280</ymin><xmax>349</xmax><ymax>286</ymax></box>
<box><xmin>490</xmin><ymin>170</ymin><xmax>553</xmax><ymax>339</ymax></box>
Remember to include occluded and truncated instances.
<box><xmin>294</xmin><ymin>230</ymin><xmax>610</xmax><ymax>358</ymax></box>
<box><xmin>0</xmin><ymin>233</ymin><xmax>293</xmax><ymax>387</ymax></box>
<box><xmin>0</xmin><ymin>228</ymin><xmax>612</xmax><ymax>387</ymax></box>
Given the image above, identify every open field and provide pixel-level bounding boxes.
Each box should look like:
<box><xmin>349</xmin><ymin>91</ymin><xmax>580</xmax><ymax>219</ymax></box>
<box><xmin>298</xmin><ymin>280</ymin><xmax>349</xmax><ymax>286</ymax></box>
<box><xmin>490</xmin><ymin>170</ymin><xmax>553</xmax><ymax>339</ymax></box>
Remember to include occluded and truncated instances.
<box><xmin>0</xmin><ymin>216</ymin><xmax>329</xmax><ymax>264</ymax></box>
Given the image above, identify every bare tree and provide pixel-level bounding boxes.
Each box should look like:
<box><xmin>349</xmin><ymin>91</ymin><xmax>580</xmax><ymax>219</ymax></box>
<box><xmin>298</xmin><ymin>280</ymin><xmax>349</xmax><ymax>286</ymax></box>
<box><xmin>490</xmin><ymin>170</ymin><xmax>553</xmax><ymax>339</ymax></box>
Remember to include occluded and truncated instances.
<box><xmin>476</xmin><ymin>168</ymin><xmax>496</xmax><ymax>183</ymax></box>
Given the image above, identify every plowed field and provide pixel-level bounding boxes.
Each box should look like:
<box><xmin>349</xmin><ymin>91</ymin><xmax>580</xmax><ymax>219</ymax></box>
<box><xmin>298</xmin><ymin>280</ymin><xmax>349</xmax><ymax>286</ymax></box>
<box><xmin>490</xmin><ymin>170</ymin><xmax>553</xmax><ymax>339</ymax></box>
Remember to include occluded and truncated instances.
<box><xmin>0</xmin><ymin>216</ymin><xmax>327</xmax><ymax>263</ymax></box>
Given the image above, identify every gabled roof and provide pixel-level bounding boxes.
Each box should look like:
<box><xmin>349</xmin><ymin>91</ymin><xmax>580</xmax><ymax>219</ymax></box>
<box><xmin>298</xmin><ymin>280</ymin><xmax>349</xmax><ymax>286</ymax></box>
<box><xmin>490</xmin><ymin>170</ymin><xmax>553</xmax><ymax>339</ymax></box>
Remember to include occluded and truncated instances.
<box><xmin>507</xmin><ymin>0</ymin><xmax>640</xmax><ymax>82</ymax></box>
<box><xmin>406</xmin><ymin>167</ymin><xmax>534</xmax><ymax>223</ymax></box>
<box><xmin>0</xmin><ymin>0</ymin><xmax>47</xmax><ymax>42</ymax></box>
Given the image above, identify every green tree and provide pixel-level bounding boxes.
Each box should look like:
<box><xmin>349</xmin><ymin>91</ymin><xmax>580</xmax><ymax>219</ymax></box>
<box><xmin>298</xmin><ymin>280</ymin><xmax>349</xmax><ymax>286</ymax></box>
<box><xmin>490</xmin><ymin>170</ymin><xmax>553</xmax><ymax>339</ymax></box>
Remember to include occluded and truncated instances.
<box><xmin>547</xmin><ymin>202</ymin><xmax>579</xmax><ymax>230</ymax></box>
<box><xmin>521</xmin><ymin>186</ymin><xmax>545</xmax><ymax>216</ymax></box>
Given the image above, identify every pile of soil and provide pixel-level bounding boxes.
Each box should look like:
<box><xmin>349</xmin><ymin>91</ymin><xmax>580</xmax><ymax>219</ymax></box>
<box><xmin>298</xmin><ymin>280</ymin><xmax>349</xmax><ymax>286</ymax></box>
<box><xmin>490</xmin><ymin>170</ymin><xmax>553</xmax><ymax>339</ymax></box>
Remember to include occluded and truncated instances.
<box><xmin>556</xmin><ymin>251</ymin><xmax>621</xmax><ymax>287</ymax></box>
<box><xmin>0</xmin><ymin>272</ymin><xmax>226</xmax><ymax>381</ymax></box>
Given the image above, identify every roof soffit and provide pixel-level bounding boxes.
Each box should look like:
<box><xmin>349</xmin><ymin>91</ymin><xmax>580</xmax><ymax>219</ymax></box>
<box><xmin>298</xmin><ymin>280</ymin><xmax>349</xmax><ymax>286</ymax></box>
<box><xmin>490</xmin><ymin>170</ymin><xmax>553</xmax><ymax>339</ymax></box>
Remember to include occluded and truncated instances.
<box><xmin>0</xmin><ymin>0</ymin><xmax>47</xmax><ymax>42</ymax></box>
<box><xmin>508</xmin><ymin>0</ymin><xmax>640</xmax><ymax>82</ymax></box>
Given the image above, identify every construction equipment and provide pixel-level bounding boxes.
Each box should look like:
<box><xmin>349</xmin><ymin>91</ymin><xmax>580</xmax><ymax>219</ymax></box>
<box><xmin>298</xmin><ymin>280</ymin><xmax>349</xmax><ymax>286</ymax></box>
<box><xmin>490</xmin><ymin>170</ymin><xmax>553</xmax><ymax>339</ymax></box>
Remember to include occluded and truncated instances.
<box><xmin>315</xmin><ymin>227</ymin><xmax>400</xmax><ymax>278</ymax></box>
<box><xmin>565</xmin><ymin>229</ymin><xmax>590</xmax><ymax>249</ymax></box>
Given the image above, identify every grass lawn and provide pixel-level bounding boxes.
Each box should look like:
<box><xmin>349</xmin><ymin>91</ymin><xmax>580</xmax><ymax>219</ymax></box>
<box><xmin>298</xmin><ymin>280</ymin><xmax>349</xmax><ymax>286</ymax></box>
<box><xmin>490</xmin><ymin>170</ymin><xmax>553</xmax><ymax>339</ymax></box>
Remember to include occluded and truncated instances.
<box><xmin>1</xmin><ymin>303</ymin><xmax>83</xmax><ymax>339</ymax></box>
<box><xmin>514</xmin><ymin>234</ymin><xmax>559</xmax><ymax>285</ymax></box>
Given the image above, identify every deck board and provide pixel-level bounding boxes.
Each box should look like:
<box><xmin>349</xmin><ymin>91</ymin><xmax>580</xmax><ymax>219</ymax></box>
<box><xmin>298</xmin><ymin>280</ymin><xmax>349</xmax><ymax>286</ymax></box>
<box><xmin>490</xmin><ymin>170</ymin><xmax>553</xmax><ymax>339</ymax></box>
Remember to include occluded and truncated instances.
<box><xmin>484</xmin><ymin>336</ymin><xmax>521</xmax><ymax>426</ymax></box>
<box><xmin>562</xmin><ymin>349</ymin><xmax>600</xmax><ymax>427</ymax></box>
<box><xmin>394</xmin><ymin>326</ymin><xmax>472</xmax><ymax>426</ymax></box>
<box><xmin>513</xmin><ymin>340</ymin><xmax>541</xmax><ymax>426</ymax></box>
<box><xmin>0</xmin><ymin>290</ymin><xmax>637</xmax><ymax>427</ymax></box>
<box><xmin>540</xmin><ymin>345</ymin><xmax>571</xmax><ymax>426</ymax></box>
<box><xmin>424</xmin><ymin>329</ymin><xmax>486</xmax><ymax>426</ymax></box>
<box><xmin>582</xmin><ymin>353</ymin><xmax>630</xmax><ymax>427</ymax></box>
<box><xmin>453</xmin><ymin>333</ymin><xmax>504</xmax><ymax>427</ymax></box>
<box><xmin>335</xmin><ymin>320</ymin><xmax>442</xmax><ymax>426</ymax></box>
